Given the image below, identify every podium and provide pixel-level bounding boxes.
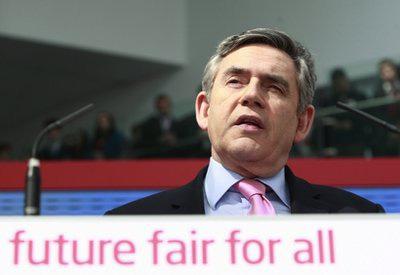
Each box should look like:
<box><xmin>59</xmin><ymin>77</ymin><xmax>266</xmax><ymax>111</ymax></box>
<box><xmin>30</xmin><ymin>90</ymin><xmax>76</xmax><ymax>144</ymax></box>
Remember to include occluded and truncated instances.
<box><xmin>1</xmin><ymin>214</ymin><xmax>399</xmax><ymax>274</ymax></box>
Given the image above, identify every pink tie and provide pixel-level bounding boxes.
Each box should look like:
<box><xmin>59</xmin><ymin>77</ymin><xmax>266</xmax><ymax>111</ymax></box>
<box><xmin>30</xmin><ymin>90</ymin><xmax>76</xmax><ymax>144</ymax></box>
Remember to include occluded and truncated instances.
<box><xmin>234</xmin><ymin>179</ymin><xmax>276</xmax><ymax>215</ymax></box>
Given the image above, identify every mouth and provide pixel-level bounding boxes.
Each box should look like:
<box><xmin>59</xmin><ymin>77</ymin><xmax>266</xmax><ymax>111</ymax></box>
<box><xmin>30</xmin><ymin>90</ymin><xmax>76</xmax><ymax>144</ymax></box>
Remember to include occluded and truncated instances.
<box><xmin>234</xmin><ymin>115</ymin><xmax>264</xmax><ymax>130</ymax></box>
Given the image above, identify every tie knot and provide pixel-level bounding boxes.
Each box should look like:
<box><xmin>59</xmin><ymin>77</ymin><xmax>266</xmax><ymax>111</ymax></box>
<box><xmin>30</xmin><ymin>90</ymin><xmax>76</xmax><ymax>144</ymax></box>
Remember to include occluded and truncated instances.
<box><xmin>234</xmin><ymin>179</ymin><xmax>266</xmax><ymax>200</ymax></box>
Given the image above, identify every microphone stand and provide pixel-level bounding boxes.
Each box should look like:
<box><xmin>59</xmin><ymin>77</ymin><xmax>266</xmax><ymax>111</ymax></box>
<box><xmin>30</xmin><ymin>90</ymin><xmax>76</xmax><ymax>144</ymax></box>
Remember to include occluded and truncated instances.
<box><xmin>336</xmin><ymin>101</ymin><xmax>400</xmax><ymax>135</ymax></box>
<box><xmin>24</xmin><ymin>103</ymin><xmax>95</xmax><ymax>215</ymax></box>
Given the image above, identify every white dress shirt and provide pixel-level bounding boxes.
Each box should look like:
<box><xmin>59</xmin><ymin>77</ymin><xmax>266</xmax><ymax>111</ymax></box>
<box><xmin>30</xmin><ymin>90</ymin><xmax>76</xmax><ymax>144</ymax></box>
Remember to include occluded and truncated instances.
<box><xmin>203</xmin><ymin>158</ymin><xmax>291</xmax><ymax>215</ymax></box>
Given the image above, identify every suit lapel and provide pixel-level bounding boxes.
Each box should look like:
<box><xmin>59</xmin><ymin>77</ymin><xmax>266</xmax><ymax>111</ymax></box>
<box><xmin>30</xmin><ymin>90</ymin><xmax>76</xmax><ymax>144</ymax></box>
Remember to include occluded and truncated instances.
<box><xmin>166</xmin><ymin>165</ymin><xmax>334</xmax><ymax>214</ymax></box>
<box><xmin>167</xmin><ymin>166</ymin><xmax>207</xmax><ymax>214</ymax></box>
<box><xmin>286</xmin><ymin>166</ymin><xmax>333</xmax><ymax>214</ymax></box>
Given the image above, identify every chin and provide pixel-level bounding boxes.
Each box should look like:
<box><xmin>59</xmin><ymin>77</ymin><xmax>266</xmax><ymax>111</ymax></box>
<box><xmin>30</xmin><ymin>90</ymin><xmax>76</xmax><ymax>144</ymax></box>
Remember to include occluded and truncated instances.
<box><xmin>228</xmin><ymin>141</ymin><xmax>266</xmax><ymax>163</ymax></box>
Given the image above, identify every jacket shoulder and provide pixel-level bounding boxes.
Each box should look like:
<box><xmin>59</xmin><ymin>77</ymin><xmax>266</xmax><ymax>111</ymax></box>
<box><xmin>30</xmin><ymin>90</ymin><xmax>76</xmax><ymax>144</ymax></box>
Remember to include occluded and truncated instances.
<box><xmin>105</xmin><ymin>188</ymin><xmax>182</xmax><ymax>215</ymax></box>
<box><xmin>308</xmin><ymin>182</ymin><xmax>384</xmax><ymax>213</ymax></box>
<box><xmin>105</xmin><ymin>167</ymin><xmax>207</xmax><ymax>215</ymax></box>
<box><xmin>286</xmin><ymin>166</ymin><xmax>384</xmax><ymax>213</ymax></box>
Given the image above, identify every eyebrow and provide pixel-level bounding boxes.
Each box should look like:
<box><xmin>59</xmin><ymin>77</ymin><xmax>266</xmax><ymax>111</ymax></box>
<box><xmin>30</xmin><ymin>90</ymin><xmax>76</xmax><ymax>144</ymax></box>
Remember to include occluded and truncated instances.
<box><xmin>222</xmin><ymin>66</ymin><xmax>290</xmax><ymax>90</ymax></box>
<box><xmin>264</xmin><ymin>74</ymin><xmax>290</xmax><ymax>91</ymax></box>
<box><xmin>222</xmin><ymin>66</ymin><xmax>248</xmax><ymax>78</ymax></box>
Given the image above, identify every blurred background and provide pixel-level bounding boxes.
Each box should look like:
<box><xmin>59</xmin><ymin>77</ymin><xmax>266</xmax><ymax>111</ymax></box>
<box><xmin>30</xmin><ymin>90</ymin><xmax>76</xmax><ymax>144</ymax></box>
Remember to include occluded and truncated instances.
<box><xmin>1</xmin><ymin>0</ymin><xmax>400</xmax><ymax>214</ymax></box>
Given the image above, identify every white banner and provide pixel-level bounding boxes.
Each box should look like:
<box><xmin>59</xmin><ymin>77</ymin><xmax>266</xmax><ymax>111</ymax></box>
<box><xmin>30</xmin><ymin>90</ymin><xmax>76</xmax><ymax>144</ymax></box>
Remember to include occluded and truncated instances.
<box><xmin>0</xmin><ymin>215</ymin><xmax>399</xmax><ymax>275</ymax></box>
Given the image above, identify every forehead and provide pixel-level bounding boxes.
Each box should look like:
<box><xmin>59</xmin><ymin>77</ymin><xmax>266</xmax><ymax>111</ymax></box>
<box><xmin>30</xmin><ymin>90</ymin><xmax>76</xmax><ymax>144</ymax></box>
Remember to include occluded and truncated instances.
<box><xmin>381</xmin><ymin>63</ymin><xmax>395</xmax><ymax>70</ymax></box>
<box><xmin>216</xmin><ymin>44</ymin><xmax>297</xmax><ymax>81</ymax></box>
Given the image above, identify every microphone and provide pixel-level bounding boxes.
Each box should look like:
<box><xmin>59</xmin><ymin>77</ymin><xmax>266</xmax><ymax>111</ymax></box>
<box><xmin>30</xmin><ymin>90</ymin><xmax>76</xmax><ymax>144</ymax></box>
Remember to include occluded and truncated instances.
<box><xmin>24</xmin><ymin>103</ymin><xmax>95</xmax><ymax>215</ymax></box>
<box><xmin>335</xmin><ymin>101</ymin><xmax>400</xmax><ymax>135</ymax></box>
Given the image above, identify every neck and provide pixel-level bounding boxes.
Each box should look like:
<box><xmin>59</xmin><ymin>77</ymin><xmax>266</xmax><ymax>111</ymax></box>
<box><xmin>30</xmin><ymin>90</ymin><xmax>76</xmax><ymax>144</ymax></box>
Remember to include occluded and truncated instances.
<box><xmin>211</xmin><ymin>150</ymin><xmax>286</xmax><ymax>178</ymax></box>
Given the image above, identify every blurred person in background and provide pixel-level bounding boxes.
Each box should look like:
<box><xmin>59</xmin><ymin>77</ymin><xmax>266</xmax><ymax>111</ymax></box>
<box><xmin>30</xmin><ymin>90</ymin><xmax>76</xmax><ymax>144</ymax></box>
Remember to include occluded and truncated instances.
<box><xmin>134</xmin><ymin>94</ymin><xmax>179</xmax><ymax>157</ymax></box>
<box><xmin>371</xmin><ymin>59</ymin><xmax>400</xmax><ymax>156</ymax></box>
<box><xmin>319</xmin><ymin>68</ymin><xmax>367</xmax><ymax>156</ymax></box>
<box><xmin>129</xmin><ymin>124</ymin><xmax>144</xmax><ymax>158</ymax></box>
<box><xmin>63</xmin><ymin>129</ymin><xmax>91</xmax><ymax>159</ymax></box>
<box><xmin>323</xmin><ymin>68</ymin><xmax>366</xmax><ymax>106</ymax></box>
<box><xmin>38</xmin><ymin>118</ymin><xmax>66</xmax><ymax>160</ymax></box>
<box><xmin>93</xmin><ymin>111</ymin><xmax>125</xmax><ymax>159</ymax></box>
<box><xmin>375</xmin><ymin>59</ymin><xmax>400</xmax><ymax>98</ymax></box>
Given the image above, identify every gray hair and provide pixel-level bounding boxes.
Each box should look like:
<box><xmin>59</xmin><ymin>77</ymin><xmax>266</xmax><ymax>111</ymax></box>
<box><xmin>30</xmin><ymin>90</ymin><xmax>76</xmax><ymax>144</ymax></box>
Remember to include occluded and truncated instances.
<box><xmin>201</xmin><ymin>28</ymin><xmax>316</xmax><ymax>113</ymax></box>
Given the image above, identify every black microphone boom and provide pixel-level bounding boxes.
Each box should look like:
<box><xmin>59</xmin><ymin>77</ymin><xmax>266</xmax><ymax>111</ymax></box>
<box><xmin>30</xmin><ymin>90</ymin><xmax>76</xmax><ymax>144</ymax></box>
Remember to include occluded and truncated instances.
<box><xmin>31</xmin><ymin>103</ymin><xmax>95</xmax><ymax>158</ymax></box>
<box><xmin>335</xmin><ymin>101</ymin><xmax>400</xmax><ymax>135</ymax></box>
<box><xmin>24</xmin><ymin>103</ymin><xmax>95</xmax><ymax>215</ymax></box>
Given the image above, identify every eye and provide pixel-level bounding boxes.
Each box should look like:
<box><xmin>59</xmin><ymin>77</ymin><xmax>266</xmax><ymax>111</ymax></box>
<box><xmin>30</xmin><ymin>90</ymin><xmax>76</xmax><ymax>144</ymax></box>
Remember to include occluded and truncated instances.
<box><xmin>272</xmin><ymin>85</ymin><xmax>283</xmax><ymax>92</ymax></box>
<box><xmin>226</xmin><ymin>78</ymin><xmax>243</xmax><ymax>88</ymax></box>
<box><xmin>268</xmin><ymin>84</ymin><xmax>286</xmax><ymax>95</ymax></box>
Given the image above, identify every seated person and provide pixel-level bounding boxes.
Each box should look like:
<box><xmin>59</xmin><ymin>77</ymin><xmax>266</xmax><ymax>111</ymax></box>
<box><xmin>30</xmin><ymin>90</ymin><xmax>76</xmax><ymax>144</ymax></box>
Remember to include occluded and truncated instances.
<box><xmin>133</xmin><ymin>94</ymin><xmax>179</xmax><ymax>157</ymax></box>
<box><xmin>320</xmin><ymin>69</ymin><xmax>367</xmax><ymax>156</ymax></box>
<box><xmin>92</xmin><ymin>112</ymin><xmax>125</xmax><ymax>159</ymax></box>
<box><xmin>375</xmin><ymin>59</ymin><xmax>400</xmax><ymax>98</ymax></box>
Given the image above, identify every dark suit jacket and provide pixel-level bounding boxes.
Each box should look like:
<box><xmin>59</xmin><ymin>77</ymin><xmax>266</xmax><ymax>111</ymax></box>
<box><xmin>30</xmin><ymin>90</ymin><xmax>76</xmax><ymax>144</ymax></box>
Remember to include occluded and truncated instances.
<box><xmin>140</xmin><ymin>116</ymin><xmax>179</xmax><ymax>147</ymax></box>
<box><xmin>106</xmin><ymin>166</ymin><xmax>385</xmax><ymax>215</ymax></box>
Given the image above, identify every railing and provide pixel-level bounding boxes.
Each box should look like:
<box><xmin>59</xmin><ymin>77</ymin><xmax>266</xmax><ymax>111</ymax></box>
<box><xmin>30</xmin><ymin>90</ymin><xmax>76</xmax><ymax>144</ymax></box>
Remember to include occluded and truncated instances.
<box><xmin>1</xmin><ymin>159</ymin><xmax>399</xmax><ymax>190</ymax></box>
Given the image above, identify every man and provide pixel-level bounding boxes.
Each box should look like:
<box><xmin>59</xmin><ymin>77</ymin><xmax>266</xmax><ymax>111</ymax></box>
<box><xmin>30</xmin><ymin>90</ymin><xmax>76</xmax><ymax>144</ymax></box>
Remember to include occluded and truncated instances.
<box><xmin>107</xmin><ymin>28</ymin><xmax>384</xmax><ymax>215</ymax></box>
<box><xmin>133</xmin><ymin>94</ymin><xmax>179</xmax><ymax>157</ymax></box>
<box><xmin>372</xmin><ymin>59</ymin><xmax>400</xmax><ymax>156</ymax></box>
<box><xmin>320</xmin><ymin>68</ymin><xmax>367</xmax><ymax>157</ymax></box>
<box><xmin>375</xmin><ymin>59</ymin><xmax>400</xmax><ymax>98</ymax></box>
<box><xmin>38</xmin><ymin>118</ymin><xmax>65</xmax><ymax>160</ymax></box>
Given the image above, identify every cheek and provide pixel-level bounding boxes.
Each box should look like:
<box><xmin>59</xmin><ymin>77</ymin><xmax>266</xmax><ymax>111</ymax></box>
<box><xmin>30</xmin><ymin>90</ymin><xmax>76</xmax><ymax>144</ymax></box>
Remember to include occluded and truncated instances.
<box><xmin>209</xmin><ymin>96</ymin><xmax>234</xmax><ymax>123</ymax></box>
<box><xmin>207</xmin><ymin>107</ymin><xmax>223</xmax><ymax>138</ymax></box>
<box><xmin>270</xmin><ymin>104</ymin><xmax>299</xmax><ymax>133</ymax></box>
<box><xmin>207</xmin><ymin>104</ymin><xmax>236</xmax><ymax>143</ymax></box>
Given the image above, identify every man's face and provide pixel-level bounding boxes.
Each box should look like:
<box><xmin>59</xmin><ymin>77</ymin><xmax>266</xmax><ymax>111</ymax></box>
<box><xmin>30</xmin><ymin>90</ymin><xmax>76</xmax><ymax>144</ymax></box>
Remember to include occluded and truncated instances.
<box><xmin>97</xmin><ymin>114</ymin><xmax>111</xmax><ymax>130</ymax></box>
<box><xmin>196</xmin><ymin>44</ymin><xmax>314</xmax><ymax>177</ymax></box>
<box><xmin>380</xmin><ymin>63</ymin><xmax>397</xmax><ymax>81</ymax></box>
<box><xmin>334</xmin><ymin>76</ymin><xmax>350</xmax><ymax>93</ymax></box>
<box><xmin>156</xmin><ymin>97</ymin><xmax>171</xmax><ymax>116</ymax></box>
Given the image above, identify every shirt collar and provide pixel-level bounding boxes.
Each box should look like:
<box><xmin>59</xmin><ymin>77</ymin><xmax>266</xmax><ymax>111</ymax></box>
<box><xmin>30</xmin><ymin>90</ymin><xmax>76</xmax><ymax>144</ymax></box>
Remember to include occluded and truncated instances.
<box><xmin>204</xmin><ymin>157</ymin><xmax>290</xmax><ymax>209</ymax></box>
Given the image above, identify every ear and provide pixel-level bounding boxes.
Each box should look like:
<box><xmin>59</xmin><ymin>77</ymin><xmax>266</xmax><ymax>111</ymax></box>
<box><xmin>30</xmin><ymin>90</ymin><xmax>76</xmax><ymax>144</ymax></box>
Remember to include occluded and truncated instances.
<box><xmin>294</xmin><ymin>105</ymin><xmax>315</xmax><ymax>143</ymax></box>
<box><xmin>195</xmin><ymin>91</ymin><xmax>210</xmax><ymax>131</ymax></box>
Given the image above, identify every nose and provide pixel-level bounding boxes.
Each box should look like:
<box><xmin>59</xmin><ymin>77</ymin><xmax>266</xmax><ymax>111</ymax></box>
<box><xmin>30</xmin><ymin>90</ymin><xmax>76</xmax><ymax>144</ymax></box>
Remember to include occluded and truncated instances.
<box><xmin>238</xmin><ymin>79</ymin><xmax>266</xmax><ymax>108</ymax></box>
